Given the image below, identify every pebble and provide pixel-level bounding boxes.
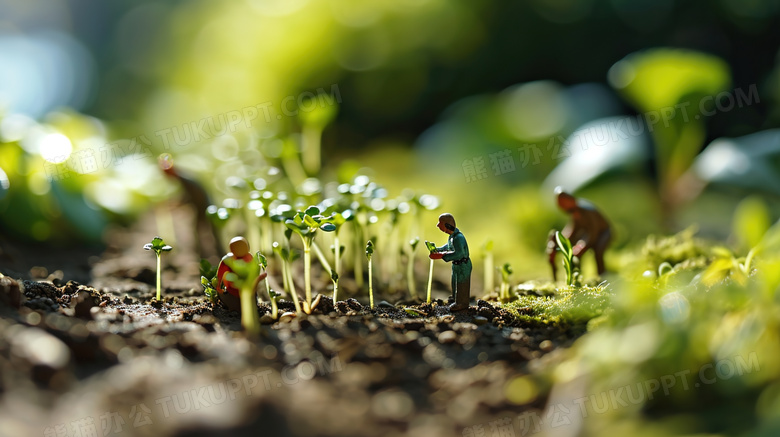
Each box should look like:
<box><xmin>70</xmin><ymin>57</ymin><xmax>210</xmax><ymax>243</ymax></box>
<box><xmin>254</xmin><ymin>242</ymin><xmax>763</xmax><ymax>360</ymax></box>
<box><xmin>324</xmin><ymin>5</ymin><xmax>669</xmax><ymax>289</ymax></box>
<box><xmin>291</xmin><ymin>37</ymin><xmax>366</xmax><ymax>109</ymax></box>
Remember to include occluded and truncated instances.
<box><xmin>259</xmin><ymin>314</ymin><xmax>276</xmax><ymax>324</ymax></box>
<box><xmin>472</xmin><ymin>316</ymin><xmax>488</xmax><ymax>326</ymax></box>
<box><xmin>279</xmin><ymin>312</ymin><xmax>297</xmax><ymax>323</ymax></box>
<box><xmin>438</xmin><ymin>330</ymin><xmax>458</xmax><ymax>344</ymax></box>
<box><xmin>539</xmin><ymin>340</ymin><xmax>554</xmax><ymax>352</ymax></box>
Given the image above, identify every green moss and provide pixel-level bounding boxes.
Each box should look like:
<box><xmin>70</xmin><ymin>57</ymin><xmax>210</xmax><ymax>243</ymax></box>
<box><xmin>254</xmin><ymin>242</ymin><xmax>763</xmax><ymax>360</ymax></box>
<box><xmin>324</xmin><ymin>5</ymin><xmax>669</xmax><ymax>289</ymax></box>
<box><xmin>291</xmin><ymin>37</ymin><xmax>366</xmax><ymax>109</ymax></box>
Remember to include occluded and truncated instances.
<box><xmin>503</xmin><ymin>282</ymin><xmax>611</xmax><ymax>327</ymax></box>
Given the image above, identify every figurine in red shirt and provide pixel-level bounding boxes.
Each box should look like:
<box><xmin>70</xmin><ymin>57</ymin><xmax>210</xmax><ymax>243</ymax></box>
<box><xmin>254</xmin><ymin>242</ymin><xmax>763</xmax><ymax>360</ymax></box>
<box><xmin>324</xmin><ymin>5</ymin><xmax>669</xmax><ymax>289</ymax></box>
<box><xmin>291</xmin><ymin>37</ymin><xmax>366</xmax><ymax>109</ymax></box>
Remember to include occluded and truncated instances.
<box><xmin>216</xmin><ymin>236</ymin><xmax>266</xmax><ymax>312</ymax></box>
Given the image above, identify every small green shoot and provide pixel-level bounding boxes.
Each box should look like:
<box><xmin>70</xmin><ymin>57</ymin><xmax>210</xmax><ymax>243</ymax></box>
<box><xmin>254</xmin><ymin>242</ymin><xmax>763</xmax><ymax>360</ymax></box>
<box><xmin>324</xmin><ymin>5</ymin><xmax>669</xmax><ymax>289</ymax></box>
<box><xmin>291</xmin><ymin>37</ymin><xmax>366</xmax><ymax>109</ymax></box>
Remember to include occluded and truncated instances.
<box><xmin>330</xmin><ymin>269</ymin><xmax>340</xmax><ymax>303</ymax></box>
<box><xmin>555</xmin><ymin>232</ymin><xmax>575</xmax><ymax>287</ymax></box>
<box><xmin>199</xmin><ymin>259</ymin><xmax>219</xmax><ymax>304</ymax></box>
<box><xmin>256</xmin><ymin>251</ymin><xmax>271</xmax><ymax>303</ymax></box>
<box><xmin>268</xmin><ymin>290</ymin><xmax>280</xmax><ymax>319</ymax></box>
<box><xmin>407</xmin><ymin>237</ymin><xmax>420</xmax><ymax>299</ymax></box>
<box><xmin>500</xmin><ymin>262</ymin><xmax>513</xmax><ymax>302</ymax></box>
<box><xmin>285</xmin><ymin>206</ymin><xmax>337</xmax><ymax>311</ymax></box>
<box><xmin>366</xmin><ymin>240</ymin><xmax>375</xmax><ymax>309</ymax></box>
<box><xmin>273</xmin><ymin>242</ymin><xmax>302</xmax><ymax>313</ymax></box>
<box><xmin>143</xmin><ymin>236</ymin><xmax>173</xmax><ymax>300</ymax></box>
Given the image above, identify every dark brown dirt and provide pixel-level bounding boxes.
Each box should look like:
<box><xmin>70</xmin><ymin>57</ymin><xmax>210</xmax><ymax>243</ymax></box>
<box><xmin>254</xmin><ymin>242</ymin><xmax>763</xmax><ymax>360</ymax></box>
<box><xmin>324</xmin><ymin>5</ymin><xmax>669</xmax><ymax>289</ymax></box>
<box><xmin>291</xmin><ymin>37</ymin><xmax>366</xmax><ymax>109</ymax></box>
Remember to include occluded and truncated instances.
<box><xmin>0</xmin><ymin>213</ymin><xmax>581</xmax><ymax>437</ymax></box>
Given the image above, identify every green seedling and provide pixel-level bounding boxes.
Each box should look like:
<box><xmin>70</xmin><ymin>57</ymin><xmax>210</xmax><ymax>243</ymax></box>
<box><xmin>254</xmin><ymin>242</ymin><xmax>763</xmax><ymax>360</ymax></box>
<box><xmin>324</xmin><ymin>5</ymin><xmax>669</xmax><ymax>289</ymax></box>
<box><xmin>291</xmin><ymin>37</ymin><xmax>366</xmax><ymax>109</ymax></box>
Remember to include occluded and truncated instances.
<box><xmin>272</xmin><ymin>241</ymin><xmax>302</xmax><ymax>314</ymax></box>
<box><xmin>424</xmin><ymin>240</ymin><xmax>437</xmax><ymax>303</ymax></box>
<box><xmin>330</xmin><ymin>269</ymin><xmax>340</xmax><ymax>303</ymax></box>
<box><xmin>268</xmin><ymin>290</ymin><xmax>280</xmax><ymax>320</ymax></box>
<box><xmin>366</xmin><ymin>240</ymin><xmax>375</xmax><ymax>309</ymax></box>
<box><xmin>256</xmin><ymin>251</ymin><xmax>271</xmax><ymax>303</ymax></box>
<box><xmin>320</xmin><ymin>209</ymin><xmax>353</xmax><ymax>281</ymax></box>
<box><xmin>407</xmin><ymin>237</ymin><xmax>420</xmax><ymax>299</ymax></box>
<box><xmin>199</xmin><ymin>259</ymin><xmax>219</xmax><ymax>304</ymax></box>
<box><xmin>555</xmin><ymin>231</ymin><xmax>576</xmax><ymax>287</ymax></box>
<box><xmin>484</xmin><ymin>240</ymin><xmax>495</xmax><ymax>293</ymax></box>
<box><xmin>223</xmin><ymin>258</ymin><xmax>262</xmax><ymax>336</ymax></box>
<box><xmin>500</xmin><ymin>262</ymin><xmax>513</xmax><ymax>302</ymax></box>
<box><xmin>285</xmin><ymin>206</ymin><xmax>337</xmax><ymax>310</ymax></box>
<box><xmin>143</xmin><ymin>236</ymin><xmax>173</xmax><ymax>300</ymax></box>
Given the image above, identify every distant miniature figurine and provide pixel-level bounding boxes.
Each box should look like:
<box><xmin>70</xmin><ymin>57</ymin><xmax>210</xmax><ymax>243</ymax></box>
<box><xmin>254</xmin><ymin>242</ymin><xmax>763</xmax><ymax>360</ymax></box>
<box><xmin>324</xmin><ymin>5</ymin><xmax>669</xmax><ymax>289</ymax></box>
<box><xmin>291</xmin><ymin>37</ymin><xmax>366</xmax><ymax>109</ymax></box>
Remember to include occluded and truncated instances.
<box><xmin>546</xmin><ymin>187</ymin><xmax>611</xmax><ymax>280</ymax></box>
<box><xmin>159</xmin><ymin>154</ymin><xmax>221</xmax><ymax>259</ymax></box>
<box><xmin>429</xmin><ymin>213</ymin><xmax>471</xmax><ymax>311</ymax></box>
<box><xmin>216</xmin><ymin>236</ymin><xmax>266</xmax><ymax>312</ymax></box>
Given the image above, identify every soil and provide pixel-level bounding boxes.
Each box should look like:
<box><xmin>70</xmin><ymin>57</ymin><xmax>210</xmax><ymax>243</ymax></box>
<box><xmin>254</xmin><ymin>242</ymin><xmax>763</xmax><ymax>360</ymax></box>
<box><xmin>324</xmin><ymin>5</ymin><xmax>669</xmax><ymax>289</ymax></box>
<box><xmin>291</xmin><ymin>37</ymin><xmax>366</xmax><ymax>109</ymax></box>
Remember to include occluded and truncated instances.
<box><xmin>0</xmin><ymin>211</ymin><xmax>583</xmax><ymax>437</ymax></box>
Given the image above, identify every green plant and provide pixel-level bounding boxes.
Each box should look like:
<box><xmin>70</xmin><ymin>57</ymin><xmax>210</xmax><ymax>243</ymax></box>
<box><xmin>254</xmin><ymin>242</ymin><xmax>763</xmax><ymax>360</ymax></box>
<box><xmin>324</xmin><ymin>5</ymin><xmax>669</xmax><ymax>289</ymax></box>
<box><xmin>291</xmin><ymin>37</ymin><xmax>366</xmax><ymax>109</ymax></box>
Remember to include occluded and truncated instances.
<box><xmin>330</xmin><ymin>269</ymin><xmax>340</xmax><ymax>303</ymax></box>
<box><xmin>366</xmin><ymin>240</ymin><xmax>375</xmax><ymax>309</ymax></box>
<box><xmin>284</xmin><ymin>205</ymin><xmax>337</xmax><ymax>311</ymax></box>
<box><xmin>272</xmin><ymin>241</ymin><xmax>302</xmax><ymax>313</ymax></box>
<box><xmin>407</xmin><ymin>237</ymin><xmax>420</xmax><ymax>299</ymax></box>
<box><xmin>143</xmin><ymin>236</ymin><xmax>173</xmax><ymax>300</ymax></box>
<box><xmin>223</xmin><ymin>258</ymin><xmax>262</xmax><ymax>336</ymax></box>
<box><xmin>268</xmin><ymin>289</ymin><xmax>280</xmax><ymax>319</ymax></box>
<box><xmin>199</xmin><ymin>259</ymin><xmax>219</xmax><ymax>304</ymax></box>
<box><xmin>256</xmin><ymin>251</ymin><xmax>271</xmax><ymax>303</ymax></box>
<box><xmin>424</xmin><ymin>240</ymin><xmax>437</xmax><ymax>303</ymax></box>
<box><xmin>499</xmin><ymin>262</ymin><xmax>513</xmax><ymax>301</ymax></box>
<box><xmin>320</xmin><ymin>209</ymin><xmax>353</xmax><ymax>284</ymax></box>
<box><xmin>554</xmin><ymin>232</ymin><xmax>575</xmax><ymax>287</ymax></box>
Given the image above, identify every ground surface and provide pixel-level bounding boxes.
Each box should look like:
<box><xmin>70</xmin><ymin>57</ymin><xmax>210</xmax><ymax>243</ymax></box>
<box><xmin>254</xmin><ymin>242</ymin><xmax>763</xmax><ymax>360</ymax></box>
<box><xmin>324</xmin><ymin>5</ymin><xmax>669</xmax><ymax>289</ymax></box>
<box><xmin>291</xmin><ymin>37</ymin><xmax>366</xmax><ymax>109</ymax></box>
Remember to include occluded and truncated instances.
<box><xmin>0</xmin><ymin>213</ymin><xmax>581</xmax><ymax>437</ymax></box>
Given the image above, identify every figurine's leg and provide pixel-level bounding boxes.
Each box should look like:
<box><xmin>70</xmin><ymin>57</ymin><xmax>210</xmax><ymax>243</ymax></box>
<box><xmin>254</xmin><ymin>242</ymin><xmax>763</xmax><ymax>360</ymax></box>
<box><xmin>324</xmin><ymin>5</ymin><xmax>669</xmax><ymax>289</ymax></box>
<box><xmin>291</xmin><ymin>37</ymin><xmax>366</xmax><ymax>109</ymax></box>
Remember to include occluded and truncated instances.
<box><xmin>455</xmin><ymin>276</ymin><xmax>470</xmax><ymax>309</ymax></box>
<box><xmin>451</xmin><ymin>269</ymin><xmax>457</xmax><ymax>301</ymax></box>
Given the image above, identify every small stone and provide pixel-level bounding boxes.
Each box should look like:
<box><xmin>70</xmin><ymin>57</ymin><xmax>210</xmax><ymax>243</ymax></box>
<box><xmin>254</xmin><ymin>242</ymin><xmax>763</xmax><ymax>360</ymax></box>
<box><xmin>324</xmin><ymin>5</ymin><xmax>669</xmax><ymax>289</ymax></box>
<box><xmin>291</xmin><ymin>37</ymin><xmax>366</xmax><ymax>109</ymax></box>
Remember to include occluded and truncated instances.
<box><xmin>378</xmin><ymin>300</ymin><xmax>395</xmax><ymax>309</ymax></box>
<box><xmin>473</xmin><ymin>316</ymin><xmax>488</xmax><ymax>326</ymax></box>
<box><xmin>279</xmin><ymin>312</ymin><xmax>297</xmax><ymax>323</ymax></box>
<box><xmin>438</xmin><ymin>330</ymin><xmax>458</xmax><ymax>344</ymax></box>
<box><xmin>540</xmin><ymin>340</ymin><xmax>554</xmax><ymax>352</ymax></box>
<box><xmin>259</xmin><ymin>314</ymin><xmax>276</xmax><ymax>325</ymax></box>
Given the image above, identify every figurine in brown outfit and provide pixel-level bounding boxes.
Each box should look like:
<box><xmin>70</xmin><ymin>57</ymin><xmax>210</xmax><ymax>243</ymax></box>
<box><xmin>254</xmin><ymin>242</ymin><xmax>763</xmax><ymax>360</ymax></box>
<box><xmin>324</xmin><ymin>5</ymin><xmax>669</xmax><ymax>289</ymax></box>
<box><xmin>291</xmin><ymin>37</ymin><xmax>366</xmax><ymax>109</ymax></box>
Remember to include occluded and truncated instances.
<box><xmin>546</xmin><ymin>187</ymin><xmax>611</xmax><ymax>280</ymax></box>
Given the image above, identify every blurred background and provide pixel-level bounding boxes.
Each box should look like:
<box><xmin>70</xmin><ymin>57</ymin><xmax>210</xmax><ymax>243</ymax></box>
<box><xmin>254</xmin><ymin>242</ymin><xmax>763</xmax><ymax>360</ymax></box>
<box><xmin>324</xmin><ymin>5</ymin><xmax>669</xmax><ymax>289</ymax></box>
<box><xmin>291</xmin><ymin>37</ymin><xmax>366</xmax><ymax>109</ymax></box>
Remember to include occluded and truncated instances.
<box><xmin>1</xmin><ymin>0</ymin><xmax>780</xmax><ymax>278</ymax></box>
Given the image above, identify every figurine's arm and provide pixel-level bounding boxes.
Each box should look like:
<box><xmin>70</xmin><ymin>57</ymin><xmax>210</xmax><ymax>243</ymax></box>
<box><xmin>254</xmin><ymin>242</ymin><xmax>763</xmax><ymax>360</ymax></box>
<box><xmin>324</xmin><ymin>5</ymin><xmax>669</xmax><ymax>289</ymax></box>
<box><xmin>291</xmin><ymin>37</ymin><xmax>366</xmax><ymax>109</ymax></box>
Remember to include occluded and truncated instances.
<box><xmin>251</xmin><ymin>271</ymin><xmax>268</xmax><ymax>293</ymax></box>
<box><xmin>442</xmin><ymin>233</ymin><xmax>468</xmax><ymax>262</ymax></box>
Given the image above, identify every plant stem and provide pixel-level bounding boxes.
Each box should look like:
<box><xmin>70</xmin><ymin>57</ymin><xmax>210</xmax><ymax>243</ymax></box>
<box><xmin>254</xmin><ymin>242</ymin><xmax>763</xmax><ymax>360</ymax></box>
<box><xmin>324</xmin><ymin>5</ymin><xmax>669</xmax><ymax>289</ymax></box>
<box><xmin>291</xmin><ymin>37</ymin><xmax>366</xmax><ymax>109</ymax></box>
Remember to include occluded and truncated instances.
<box><xmin>156</xmin><ymin>254</ymin><xmax>162</xmax><ymax>301</ymax></box>
<box><xmin>406</xmin><ymin>251</ymin><xmax>417</xmax><ymax>299</ymax></box>
<box><xmin>484</xmin><ymin>251</ymin><xmax>494</xmax><ymax>293</ymax></box>
<box><xmin>312</xmin><ymin>242</ymin><xmax>333</xmax><ymax>273</ymax></box>
<box><xmin>332</xmin><ymin>279</ymin><xmax>339</xmax><ymax>303</ymax></box>
<box><xmin>285</xmin><ymin>261</ymin><xmax>302</xmax><ymax>313</ymax></box>
<box><xmin>270</xmin><ymin>296</ymin><xmax>278</xmax><ymax>319</ymax></box>
<box><xmin>334</xmin><ymin>234</ymin><xmax>341</xmax><ymax>278</ymax></box>
<box><xmin>240</xmin><ymin>283</ymin><xmax>260</xmax><ymax>336</ymax></box>
<box><xmin>303</xmin><ymin>241</ymin><xmax>312</xmax><ymax>308</ymax></box>
<box><xmin>368</xmin><ymin>257</ymin><xmax>374</xmax><ymax>309</ymax></box>
<box><xmin>426</xmin><ymin>258</ymin><xmax>434</xmax><ymax>304</ymax></box>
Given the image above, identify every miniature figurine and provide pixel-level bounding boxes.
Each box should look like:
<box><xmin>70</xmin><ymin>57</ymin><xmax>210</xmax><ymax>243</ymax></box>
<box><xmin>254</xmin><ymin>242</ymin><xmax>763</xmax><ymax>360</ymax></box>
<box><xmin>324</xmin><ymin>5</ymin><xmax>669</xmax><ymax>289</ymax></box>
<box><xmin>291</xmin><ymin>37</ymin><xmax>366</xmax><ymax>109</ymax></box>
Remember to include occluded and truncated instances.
<box><xmin>159</xmin><ymin>154</ymin><xmax>221</xmax><ymax>259</ymax></box>
<box><xmin>429</xmin><ymin>213</ymin><xmax>471</xmax><ymax>311</ymax></box>
<box><xmin>546</xmin><ymin>187</ymin><xmax>611</xmax><ymax>280</ymax></box>
<box><xmin>216</xmin><ymin>236</ymin><xmax>266</xmax><ymax>312</ymax></box>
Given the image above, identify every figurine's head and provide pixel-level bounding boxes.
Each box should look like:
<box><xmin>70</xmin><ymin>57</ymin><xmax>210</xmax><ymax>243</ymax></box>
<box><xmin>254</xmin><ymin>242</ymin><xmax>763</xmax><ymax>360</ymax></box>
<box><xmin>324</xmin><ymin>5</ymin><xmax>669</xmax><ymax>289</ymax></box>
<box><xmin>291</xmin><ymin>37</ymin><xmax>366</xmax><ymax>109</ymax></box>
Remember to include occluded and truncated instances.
<box><xmin>229</xmin><ymin>236</ymin><xmax>250</xmax><ymax>257</ymax></box>
<box><xmin>555</xmin><ymin>187</ymin><xmax>577</xmax><ymax>213</ymax></box>
<box><xmin>437</xmin><ymin>213</ymin><xmax>456</xmax><ymax>234</ymax></box>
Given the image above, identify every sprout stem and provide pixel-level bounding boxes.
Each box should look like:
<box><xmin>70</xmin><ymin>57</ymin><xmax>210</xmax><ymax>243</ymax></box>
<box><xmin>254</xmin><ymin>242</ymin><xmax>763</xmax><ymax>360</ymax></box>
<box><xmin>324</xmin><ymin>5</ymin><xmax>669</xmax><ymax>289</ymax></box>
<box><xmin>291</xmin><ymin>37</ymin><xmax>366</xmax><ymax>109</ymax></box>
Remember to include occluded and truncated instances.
<box><xmin>240</xmin><ymin>283</ymin><xmax>260</xmax><ymax>336</ymax></box>
<box><xmin>304</xmin><ymin>242</ymin><xmax>312</xmax><ymax>307</ymax></box>
<box><xmin>406</xmin><ymin>251</ymin><xmax>417</xmax><ymax>299</ymax></box>
<box><xmin>426</xmin><ymin>258</ymin><xmax>434</xmax><ymax>304</ymax></box>
<box><xmin>368</xmin><ymin>256</ymin><xmax>374</xmax><ymax>309</ymax></box>
<box><xmin>156</xmin><ymin>254</ymin><xmax>162</xmax><ymax>301</ymax></box>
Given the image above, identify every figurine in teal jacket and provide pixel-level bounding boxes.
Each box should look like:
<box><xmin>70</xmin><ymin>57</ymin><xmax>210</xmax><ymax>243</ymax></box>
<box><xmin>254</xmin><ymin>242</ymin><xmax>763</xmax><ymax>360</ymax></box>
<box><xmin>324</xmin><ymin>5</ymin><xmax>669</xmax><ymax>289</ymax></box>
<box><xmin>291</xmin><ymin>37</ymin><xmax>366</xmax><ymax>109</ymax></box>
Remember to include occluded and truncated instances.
<box><xmin>429</xmin><ymin>213</ymin><xmax>471</xmax><ymax>311</ymax></box>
